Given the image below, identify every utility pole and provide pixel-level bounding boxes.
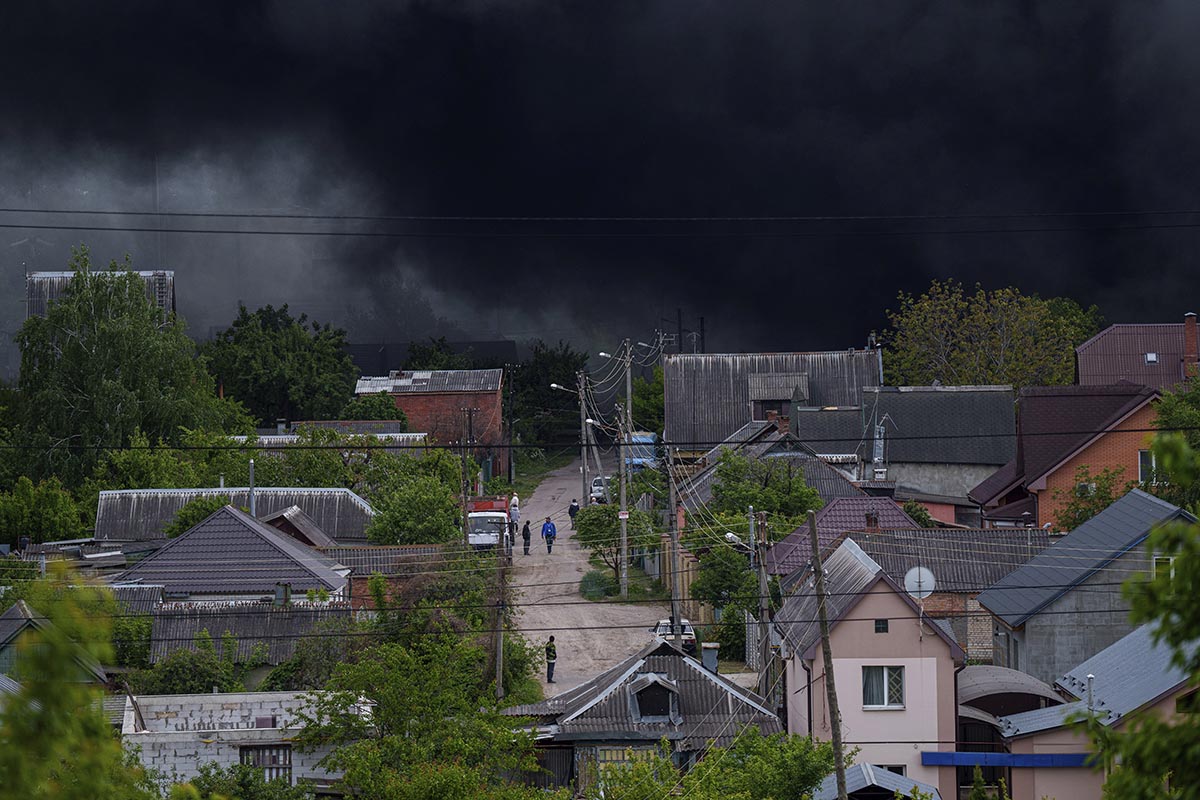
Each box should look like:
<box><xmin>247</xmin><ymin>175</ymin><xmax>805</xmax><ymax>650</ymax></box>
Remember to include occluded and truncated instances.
<box><xmin>667</xmin><ymin>442</ymin><xmax>682</xmax><ymax>647</ymax></box>
<box><xmin>460</xmin><ymin>409</ymin><xmax>471</xmax><ymax>549</ymax></box>
<box><xmin>624</xmin><ymin>339</ymin><xmax>634</xmax><ymax>439</ymax></box>
<box><xmin>495</xmin><ymin>543</ymin><xmax>507</xmax><ymax>700</ymax></box>
<box><xmin>755</xmin><ymin>509</ymin><xmax>771</xmax><ymax>699</ymax></box>
<box><xmin>617</xmin><ymin>403</ymin><xmax>629</xmax><ymax>599</ymax></box>
<box><xmin>809</xmin><ymin>509</ymin><xmax>848</xmax><ymax>800</ymax></box>
<box><xmin>578</xmin><ymin>372</ymin><xmax>589</xmax><ymax>504</ymax></box>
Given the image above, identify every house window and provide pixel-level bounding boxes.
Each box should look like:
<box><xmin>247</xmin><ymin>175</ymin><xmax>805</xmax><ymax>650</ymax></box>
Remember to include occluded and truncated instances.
<box><xmin>1178</xmin><ymin>690</ymin><xmax>1199</xmax><ymax>714</ymax></box>
<box><xmin>862</xmin><ymin>666</ymin><xmax>905</xmax><ymax>709</ymax></box>
<box><xmin>1076</xmin><ymin>481</ymin><xmax>1097</xmax><ymax>497</ymax></box>
<box><xmin>636</xmin><ymin>684</ymin><xmax>672</xmax><ymax>718</ymax></box>
<box><xmin>1146</xmin><ymin>352</ymin><xmax>1159</xmax><ymax>364</ymax></box>
<box><xmin>752</xmin><ymin>399</ymin><xmax>788</xmax><ymax>421</ymax></box>
<box><xmin>1154</xmin><ymin>556</ymin><xmax>1175</xmax><ymax>581</ymax></box>
<box><xmin>1139</xmin><ymin>450</ymin><xmax>1157</xmax><ymax>484</ymax></box>
<box><xmin>240</xmin><ymin>745</ymin><xmax>292</xmax><ymax>783</ymax></box>
<box><xmin>874</xmin><ymin>619</ymin><xmax>889</xmax><ymax>634</ymax></box>
<box><xmin>881</xmin><ymin>765</ymin><xmax>907</xmax><ymax>776</ymax></box>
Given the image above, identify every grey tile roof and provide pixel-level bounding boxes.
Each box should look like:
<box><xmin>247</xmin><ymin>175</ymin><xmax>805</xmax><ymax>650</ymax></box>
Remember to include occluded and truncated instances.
<box><xmin>114</xmin><ymin>506</ymin><xmax>348</xmax><ymax>596</ymax></box>
<box><xmin>663</xmin><ymin>351</ymin><xmax>883</xmax><ymax>448</ymax></box>
<box><xmin>1077</xmin><ymin>323</ymin><xmax>1190</xmax><ymax>390</ymax></box>
<box><xmin>316</xmin><ymin>545</ymin><xmax>441</xmax><ymax>575</ymax></box>
<box><xmin>95</xmin><ymin>487</ymin><xmax>375</xmax><ymax>543</ymax></box>
<box><xmin>790</xmin><ymin>407</ymin><xmax>866</xmax><ymax>457</ymax></box>
<box><xmin>768</xmin><ymin>498</ymin><xmax>920</xmax><ymax>576</ymax></box>
<box><xmin>355</xmin><ymin>368</ymin><xmax>503</xmax><ymax>395</ymax></box>
<box><xmin>150</xmin><ymin>602</ymin><xmax>354</xmax><ymax>665</ymax></box>
<box><xmin>502</xmin><ymin>640</ymin><xmax>780</xmax><ymax>750</ymax></box>
<box><xmin>998</xmin><ymin>701</ymin><xmax>1087</xmax><ymax>738</ymax></box>
<box><xmin>776</xmin><ymin>539</ymin><xmax>884</xmax><ymax>655</ymax></box>
<box><xmin>814</xmin><ymin>763</ymin><xmax>942</xmax><ymax>800</ymax></box>
<box><xmin>976</xmin><ymin>489</ymin><xmax>1193</xmax><ymax>627</ymax></box>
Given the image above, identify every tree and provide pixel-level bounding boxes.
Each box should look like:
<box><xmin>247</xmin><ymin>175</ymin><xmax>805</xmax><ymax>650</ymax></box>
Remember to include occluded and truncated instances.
<box><xmin>1152</xmin><ymin>383</ymin><xmax>1200</xmax><ymax>510</ymax></box>
<box><xmin>173</xmin><ymin>762</ymin><xmax>313</xmax><ymax>800</ymax></box>
<box><xmin>367</xmin><ymin>473</ymin><xmax>462</xmax><ymax>544</ymax></box>
<box><xmin>0</xmin><ymin>475</ymin><xmax>83</xmax><ymax>547</ymax></box>
<box><xmin>339</xmin><ymin>392</ymin><xmax>409</xmax><ymax>425</ymax></box>
<box><xmin>902</xmin><ymin>499</ymin><xmax>935</xmax><ymax>528</ymax></box>
<box><xmin>15</xmin><ymin>248</ymin><xmax>250</xmax><ymax>487</ymax></box>
<box><xmin>1051</xmin><ymin>465</ymin><xmax>1137</xmax><ymax>531</ymax></box>
<box><xmin>163</xmin><ymin>495</ymin><xmax>232</xmax><ymax>538</ymax></box>
<box><xmin>631</xmin><ymin>366</ymin><xmax>665</xmax><ymax>435</ymax></box>
<box><xmin>709</xmin><ymin>450</ymin><xmax>822</xmax><ymax>527</ymax></box>
<box><xmin>203</xmin><ymin>303</ymin><xmax>359</xmax><ymax>425</ymax></box>
<box><xmin>883</xmin><ymin>279</ymin><xmax>1102</xmax><ymax>388</ymax></box>
<box><xmin>128</xmin><ymin>631</ymin><xmax>248</xmax><ymax>695</ymax></box>
<box><xmin>405</xmin><ymin>336</ymin><xmax>474</xmax><ymax>370</ymax></box>
<box><xmin>511</xmin><ymin>340</ymin><xmax>589</xmax><ymax>446</ymax></box>
<box><xmin>0</xmin><ymin>573</ymin><xmax>159</xmax><ymax>800</ymax></box>
<box><xmin>574</xmin><ymin>504</ymin><xmax>660</xmax><ymax>582</ymax></box>
<box><xmin>294</xmin><ymin>636</ymin><xmax>563</xmax><ymax>800</ymax></box>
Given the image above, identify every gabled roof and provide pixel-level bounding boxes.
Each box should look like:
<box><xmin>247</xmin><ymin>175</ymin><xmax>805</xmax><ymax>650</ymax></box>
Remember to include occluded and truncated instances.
<box><xmin>355</xmin><ymin>368</ymin><xmax>503</xmax><ymax>395</ymax></box>
<box><xmin>999</xmin><ymin>624</ymin><xmax>1193</xmax><ymax>738</ymax></box>
<box><xmin>1076</xmin><ymin>323</ymin><xmax>1190</xmax><ymax>389</ymax></box>
<box><xmin>0</xmin><ymin>600</ymin><xmax>108</xmax><ymax>682</ymax></box>
<box><xmin>813</xmin><ymin>763</ymin><xmax>942</xmax><ymax>800</ymax></box>
<box><xmin>976</xmin><ymin>489</ymin><xmax>1192</xmax><ymax>627</ymax></box>
<box><xmin>95</xmin><ymin>487</ymin><xmax>374</xmax><ymax>543</ymax></box>
<box><xmin>114</xmin><ymin>506</ymin><xmax>347</xmax><ymax>596</ymax></box>
<box><xmin>775</xmin><ymin>539</ymin><xmax>963</xmax><ymax>660</ymax></box>
<box><xmin>767</xmin><ymin>498</ymin><xmax>919</xmax><ymax>576</ymax></box>
<box><xmin>501</xmin><ymin>640</ymin><xmax>781</xmax><ymax>750</ymax></box>
<box><xmin>259</xmin><ymin>505</ymin><xmax>338</xmax><ymax>548</ymax></box>
<box><xmin>663</xmin><ymin>351</ymin><xmax>883</xmax><ymax>448</ymax></box>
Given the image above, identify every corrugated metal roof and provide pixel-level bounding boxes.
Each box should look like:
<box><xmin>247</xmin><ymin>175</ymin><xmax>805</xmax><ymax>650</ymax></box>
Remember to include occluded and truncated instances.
<box><xmin>114</xmin><ymin>506</ymin><xmax>348</xmax><ymax>596</ymax></box>
<box><xmin>355</xmin><ymin>368</ymin><xmax>503</xmax><ymax>395</ymax></box>
<box><xmin>844</xmin><ymin>528</ymin><xmax>1051</xmax><ymax>591</ymax></box>
<box><xmin>95</xmin><ymin>487</ymin><xmax>374</xmax><ymax>543</ymax></box>
<box><xmin>149</xmin><ymin>603</ymin><xmax>353</xmax><ymax>665</ymax></box>
<box><xmin>110</xmin><ymin>585</ymin><xmax>165</xmax><ymax>614</ymax></box>
<box><xmin>316</xmin><ymin>545</ymin><xmax>442</xmax><ymax>574</ymax></box>
<box><xmin>958</xmin><ymin>665</ymin><xmax>1062</xmax><ymax>706</ymax></box>
<box><xmin>259</xmin><ymin>506</ymin><xmax>338</xmax><ymax>548</ymax></box>
<box><xmin>502</xmin><ymin>640</ymin><xmax>780</xmax><ymax>749</ymax></box>
<box><xmin>776</xmin><ymin>539</ymin><xmax>884</xmax><ymax>654</ymax></box>
<box><xmin>768</xmin><ymin>498</ymin><xmax>920</xmax><ymax>576</ymax></box>
<box><xmin>814</xmin><ymin>764</ymin><xmax>942</xmax><ymax>800</ymax></box>
<box><xmin>292</xmin><ymin>420</ymin><xmax>412</xmax><ymax>435</ymax></box>
<box><xmin>26</xmin><ymin>270</ymin><xmax>175</xmax><ymax>318</ymax></box>
<box><xmin>663</xmin><ymin>351</ymin><xmax>882</xmax><ymax>448</ymax></box>
<box><xmin>1077</xmin><ymin>323</ymin><xmax>1190</xmax><ymax>390</ymax></box>
<box><xmin>230</xmin><ymin>432</ymin><xmax>427</xmax><ymax>448</ymax></box>
<box><xmin>976</xmin><ymin>489</ymin><xmax>1192</xmax><ymax>627</ymax></box>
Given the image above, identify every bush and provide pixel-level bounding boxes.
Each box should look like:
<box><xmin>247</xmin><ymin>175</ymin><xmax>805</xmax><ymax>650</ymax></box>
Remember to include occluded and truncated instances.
<box><xmin>580</xmin><ymin>569</ymin><xmax>618</xmax><ymax>601</ymax></box>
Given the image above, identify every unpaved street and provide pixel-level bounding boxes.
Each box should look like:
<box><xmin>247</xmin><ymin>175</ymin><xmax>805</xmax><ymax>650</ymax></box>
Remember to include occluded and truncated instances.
<box><xmin>511</xmin><ymin>459</ymin><xmax>669</xmax><ymax>694</ymax></box>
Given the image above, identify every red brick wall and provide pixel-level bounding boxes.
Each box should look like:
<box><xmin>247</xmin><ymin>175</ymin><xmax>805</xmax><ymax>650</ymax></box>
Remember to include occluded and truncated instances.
<box><xmin>1036</xmin><ymin>402</ymin><xmax>1157</xmax><ymax>528</ymax></box>
<box><xmin>390</xmin><ymin>389</ymin><xmax>508</xmax><ymax>474</ymax></box>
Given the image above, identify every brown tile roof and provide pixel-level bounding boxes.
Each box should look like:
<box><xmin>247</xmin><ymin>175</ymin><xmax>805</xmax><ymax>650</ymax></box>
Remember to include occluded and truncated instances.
<box><xmin>1076</xmin><ymin>323</ymin><xmax>1190</xmax><ymax>390</ymax></box>
<box><xmin>767</xmin><ymin>497</ymin><xmax>919</xmax><ymax>576</ymax></box>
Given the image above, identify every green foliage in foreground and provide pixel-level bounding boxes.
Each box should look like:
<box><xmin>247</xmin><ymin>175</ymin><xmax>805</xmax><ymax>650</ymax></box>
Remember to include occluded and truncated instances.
<box><xmin>163</xmin><ymin>495</ymin><xmax>231</xmax><ymax>538</ymax></box>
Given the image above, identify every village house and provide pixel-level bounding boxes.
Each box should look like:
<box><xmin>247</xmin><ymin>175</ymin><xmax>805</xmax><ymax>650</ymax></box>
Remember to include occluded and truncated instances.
<box><xmin>26</xmin><ymin>269</ymin><xmax>175</xmax><ymax>319</ymax></box>
<box><xmin>776</xmin><ymin>539</ymin><xmax>963</xmax><ymax>799</ymax></box>
<box><xmin>354</xmin><ymin>368</ymin><xmax>507</xmax><ymax>479</ymax></box>
<box><xmin>501</xmin><ymin>640</ymin><xmax>781</xmax><ymax>793</ymax></box>
<box><xmin>968</xmin><ymin>383</ymin><xmax>1159</xmax><ymax>529</ymax></box>
<box><xmin>976</xmin><ymin>488</ymin><xmax>1191</xmax><ymax>684</ymax></box>
<box><xmin>1076</xmin><ymin>311</ymin><xmax>1198</xmax><ymax>389</ymax></box>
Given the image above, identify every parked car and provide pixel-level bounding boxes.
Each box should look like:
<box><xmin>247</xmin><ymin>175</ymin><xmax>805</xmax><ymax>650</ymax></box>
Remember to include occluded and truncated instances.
<box><xmin>651</xmin><ymin>618</ymin><xmax>696</xmax><ymax>653</ymax></box>
<box><xmin>589</xmin><ymin>475</ymin><xmax>613</xmax><ymax>503</ymax></box>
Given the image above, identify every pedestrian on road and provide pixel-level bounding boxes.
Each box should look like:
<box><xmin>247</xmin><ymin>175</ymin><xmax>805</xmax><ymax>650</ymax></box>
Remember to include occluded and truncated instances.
<box><xmin>541</xmin><ymin>516</ymin><xmax>557</xmax><ymax>554</ymax></box>
<box><xmin>545</xmin><ymin>635</ymin><xmax>557</xmax><ymax>683</ymax></box>
<box><xmin>508</xmin><ymin>496</ymin><xmax>521</xmax><ymax>545</ymax></box>
<box><xmin>568</xmin><ymin>499</ymin><xmax>580</xmax><ymax>528</ymax></box>
<box><xmin>521</xmin><ymin>520</ymin><xmax>531</xmax><ymax>555</ymax></box>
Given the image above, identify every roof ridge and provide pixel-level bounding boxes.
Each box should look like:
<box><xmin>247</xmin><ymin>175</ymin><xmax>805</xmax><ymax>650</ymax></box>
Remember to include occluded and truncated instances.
<box><xmin>224</xmin><ymin>507</ymin><xmax>342</xmax><ymax>588</ymax></box>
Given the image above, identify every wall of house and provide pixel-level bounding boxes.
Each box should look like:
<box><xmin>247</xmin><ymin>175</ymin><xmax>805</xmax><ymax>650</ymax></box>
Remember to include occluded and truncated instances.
<box><xmin>1014</xmin><ymin>547</ymin><xmax>1149</xmax><ymax>684</ymax></box>
<box><xmin>1008</xmin><ymin>726</ymin><xmax>1100</xmax><ymax>800</ymax></box>
<box><xmin>917</xmin><ymin>500</ymin><xmax>958</xmax><ymax>525</ymax></box>
<box><xmin>888</xmin><ymin>462</ymin><xmax>1000</xmax><ymax>500</ymax></box>
<box><xmin>1035</xmin><ymin>403</ymin><xmax>1157</xmax><ymax>528</ymax></box>
<box><xmin>788</xmin><ymin>586</ymin><xmax>958</xmax><ymax>799</ymax></box>
<box><xmin>389</xmin><ymin>389</ymin><xmax>507</xmax><ymax>475</ymax></box>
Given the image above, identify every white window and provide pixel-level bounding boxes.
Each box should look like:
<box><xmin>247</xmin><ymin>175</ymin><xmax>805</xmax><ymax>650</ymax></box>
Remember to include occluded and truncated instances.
<box><xmin>862</xmin><ymin>665</ymin><xmax>905</xmax><ymax>709</ymax></box>
<box><xmin>1146</xmin><ymin>352</ymin><xmax>1159</xmax><ymax>364</ymax></box>
<box><xmin>1154</xmin><ymin>555</ymin><xmax>1175</xmax><ymax>581</ymax></box>
<box><xmin>240</xmin><ymin>745</ymin><xmax>292</xmax><ymax>783</ymax></box>
<box><xmin>1139</xmin><ymin>450</ymin><xmax>1157</xmax><ymax>484</ymax></box>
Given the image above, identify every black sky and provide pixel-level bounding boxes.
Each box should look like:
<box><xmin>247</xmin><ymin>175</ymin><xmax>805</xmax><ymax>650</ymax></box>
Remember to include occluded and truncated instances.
<box><xmin>2</xmin><ymin>1</ymin><xmax>1200</xmax><ymax>356</ymax></box>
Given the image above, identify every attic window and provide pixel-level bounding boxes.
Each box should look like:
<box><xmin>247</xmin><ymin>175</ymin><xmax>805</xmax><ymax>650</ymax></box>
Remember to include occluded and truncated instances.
<box><xmin>1146</xmin><ymin>352</ymin><xmax>1159</xmax><ymax>364</ymax></box>
<box><xmin>637</xmin><ymin>684</ymin><xmax>672</xmax><ymax>717</ymax></box>
<box><xmin>628</xmin><ymin>673</ymin><xmax>681</xmax><ymax>723</ymax></box>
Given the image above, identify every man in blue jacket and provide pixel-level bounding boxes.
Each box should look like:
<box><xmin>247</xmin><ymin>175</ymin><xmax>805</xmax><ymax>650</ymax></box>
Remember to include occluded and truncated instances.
<box><xmin>541</xmin><ymin>516</ymin><xmax>557</xmax><ymax>554</ymax></box>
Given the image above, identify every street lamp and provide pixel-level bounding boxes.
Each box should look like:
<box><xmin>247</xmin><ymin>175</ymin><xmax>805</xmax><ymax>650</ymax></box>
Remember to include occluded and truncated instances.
<box><xmin>552</xmin><ymin>380</ymin><xmax>590</xmax><ymax>504</ymax></box>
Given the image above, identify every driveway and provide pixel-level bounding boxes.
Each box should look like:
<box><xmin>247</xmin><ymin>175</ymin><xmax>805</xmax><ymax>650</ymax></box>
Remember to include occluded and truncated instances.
<box><xmin>510</xmin><ymin>458</ymin><xmax>669</xmax><ymax>694</ymax></box>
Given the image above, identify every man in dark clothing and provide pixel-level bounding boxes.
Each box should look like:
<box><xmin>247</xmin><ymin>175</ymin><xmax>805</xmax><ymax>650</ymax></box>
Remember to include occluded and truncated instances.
<box><xmin>568</xmin><ymin>499</ymin><xmax>580</xmax><ymax>529</ymax></box>
<box><xmin>521</xmin><ymin>520</ymin><xmax>531</xmax><ymax>555</ymax></box>
<box><xmin>541</xmin><ymin>517</ymin><xmax>557</xmax><ymax>554</ymax></box>
<box><xmin>545</xmin><ymin>636</ymin><xmax>557</xmax><ymax>683</ymax></box>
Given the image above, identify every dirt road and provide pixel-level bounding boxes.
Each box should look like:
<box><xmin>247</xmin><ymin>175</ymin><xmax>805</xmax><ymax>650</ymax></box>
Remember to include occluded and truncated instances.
<box><xmin>510</xmin><ymin>459</ymin><xmax>669</xmax><ymax>694</ymax></box>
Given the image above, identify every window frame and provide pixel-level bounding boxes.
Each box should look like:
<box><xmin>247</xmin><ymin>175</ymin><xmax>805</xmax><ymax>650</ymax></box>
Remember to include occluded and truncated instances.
<box><xmin>874</xmin><ymin>619</ymin><xmax>889</xmax><ymax>634</ymax></box>
<box><xmin>239</xmin><ymin>744</ymin><xmax>293</xmax><ymax>784</ymax></box>
<box><xmin>862</xmin><ymin>665</ymin><xmax>905</xmax><ymax>710</ymax></box>
<box><xmin>1139</xmin><ymin>449</ymin><xmax>1158</xmax><ymax>485</ymax></box>
<box><xmin>1153</xmin><ymin>555</ymin><xmax>1176</xmax><ymax>581</ymax></box>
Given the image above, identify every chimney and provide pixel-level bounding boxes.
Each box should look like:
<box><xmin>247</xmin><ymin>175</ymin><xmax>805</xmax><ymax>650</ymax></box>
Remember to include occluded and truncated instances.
<box><xmin>765</xmin><ymin>409</ymin><xmax>778</xmax><ymax>424</ymax></box>
<box><xmin>1185</xmin><ymin>312</ymin><xmax>1198</xmax><ymax>378</ymax></box>
<box><xmin>248</xmin><ymin>458</ymin><xmax>256</xmax><ymax>517</ymax></box>
<box><xmin>864</xmin><ymin>510</ymin><xmax>880</xmax><ymax>533</ymax></box>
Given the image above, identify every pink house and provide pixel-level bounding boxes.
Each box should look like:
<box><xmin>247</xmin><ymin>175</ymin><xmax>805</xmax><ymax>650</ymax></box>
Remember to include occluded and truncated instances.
<box><xmin>776</xmin><ymin>539</ymin><xmax>964</xmax><ymax>799</ymax></box>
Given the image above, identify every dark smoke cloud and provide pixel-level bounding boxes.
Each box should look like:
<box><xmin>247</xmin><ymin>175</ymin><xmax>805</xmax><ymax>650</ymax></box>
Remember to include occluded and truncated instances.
<box><xmin>2</xmin><ymin>1</ymin><xmax>1200</xmax><ymax>365</ymax></box>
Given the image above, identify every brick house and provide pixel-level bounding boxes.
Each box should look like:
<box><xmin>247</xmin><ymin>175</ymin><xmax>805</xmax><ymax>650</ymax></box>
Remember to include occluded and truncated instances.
<box><xmin>968</xmin><ymin>384</ymin><xmax>1159</xmax><ymax>529</ymax></box>
<box><xmin>355</xmin><ymin>368</ymin><xmax>507</xmax><ymax>479</ymax></box>
<box><xmin>1076</xmin><ymin>311</ymin><xmax>1198</xmax><ymax>389</ymax></box>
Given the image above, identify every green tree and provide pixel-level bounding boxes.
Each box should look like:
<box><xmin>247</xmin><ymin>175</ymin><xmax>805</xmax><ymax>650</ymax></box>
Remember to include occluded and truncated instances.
<box><xmin>163</xmin><ymin>495</ymin><xmax>232</xmax><ymax>539</ymax></box>
<box><xmin>367</xmin><ymin>473</ymin><xmax>462</xmax><ymax>545</ymax></box>
<box><xmin>511</xmin><ymin>340</ymin><xmax>589</xmax><ymax>446</ymax></box>
<box><xmin>902</xmin><ymin>499</ymin><xmax>935</xmax><ymax>528</ymax></box>
<box><xmin>14</xmin><ymin>248</ymin><xmax>250</xmax><ymax>486</ymax></box>
<box><xmin>710</xmin><ymin>450</ymin><xmax>822</xmax><ymax>528</ymax></box>
<box><xmin>339</xmin><ymin>392</ymin><xmax>409</xmax><ymax>425</ymax></box>
<box><xmin>1152</xmin><ymin>383</ymin><xmax>1200</xmax><ymax>510</ymax></box>
<box><xmin>203</xmin><ymin>303</ymin><xmax>359</xmax><ymax>425</ymax></box>
<box><xmin>574</xmin><ymin>504</ymin><xmax>660</xmax><ymax>582</ymax></box>
<box><xmin>1051</xmin><ymin>465</ymin><xmax>1137</xmax><ymax>531</ymax></box>
<box><xmin>631</xmin><ymin>365</ymin><xmax>665</xmax><ymax>435</ymax></box>
<box><xmin>129</xmin><ymin>630</ymin><xmax>243</xmax><ymax>694</ymax></box>
<box><xmin>0</xmin><ymin>475</ymin><xmax>83</xmax><ymax>548</ymax></box>
<box><xmin>884</xmin><ymin>279</ymin><xmax>1102</xmax><ymax>388</ymax></box>
<box><xmin>0</xmin><ymin>574</ymin><xmax>159</xmax><ymax>800</ymax></box>
<box><xmin>294</xmin><ymin>636</ymin><xmax>562</xmax><ymax>800</ymax></box>
<box><xmin>967</xmin><ymin>765</ymin><xmax>990</xmax><ymax>800</ymax></box>
<box><xmin>1085</xmin><ymin>433</ymin><xmax>1200</xmax><ymax>797</ymax></box>
<box><xmin>405</xmin><ymin>336</ymin><xmax>474</xmax><ymax>370</ymax></box>
<box><xmin>174</xmin><ymin>762</ymin><xmax>313</xmax><ymax>800</ymax></box>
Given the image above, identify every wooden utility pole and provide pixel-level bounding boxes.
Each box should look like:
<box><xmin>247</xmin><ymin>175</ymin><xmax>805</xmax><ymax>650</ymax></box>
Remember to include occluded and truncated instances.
<box><xmin>617</xmin><ymin>403</ymin><xmax>629</xmax><ymax>599</ymax></box>
<box><xmin>808</xmin><ymin>509</ymin><xmax>848</xmax><ymax>800</ymax></box>
<box><xmin>755</xmin><ymin>509</ymin><xmax>771</xmax><ymax>698</ymax></box>
<box><xmin>667</xmin><ymin>442</ymin><xmax>682</xmax><ymax>647</ymax></box>
<box><xmin>460</xmin><ymin>409</ymin><xmax>471</xmax><ymax>549</ymax></box>
<box><xmin>495</xmin><ymin>550</ymin><xmax>507</xmax><ymax>700</ymax></box>
<box><xmin>578</xmin><ymin>372</ymin><xmax>589</xmax><ymax>504</ymax></box>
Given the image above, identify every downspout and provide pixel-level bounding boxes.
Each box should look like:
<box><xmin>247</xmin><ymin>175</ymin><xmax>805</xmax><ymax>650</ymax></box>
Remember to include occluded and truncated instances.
<box><xmin>801</xmin><ymin>660</ymin><xmax>814</xmax><ymax>739</ymax></box>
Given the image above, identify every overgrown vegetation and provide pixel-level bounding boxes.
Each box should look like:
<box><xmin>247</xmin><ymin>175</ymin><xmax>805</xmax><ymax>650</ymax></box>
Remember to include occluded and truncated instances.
<box><xmin>1051</xmin><ymin>465</ymin><xmax>1137</xmax><ymax>531</ymax></box>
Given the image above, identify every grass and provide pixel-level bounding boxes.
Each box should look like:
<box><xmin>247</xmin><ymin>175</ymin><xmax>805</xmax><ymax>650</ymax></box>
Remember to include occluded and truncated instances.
<box><xmin>503</xmin><ymin>447</ymin><xmax>577</xmax><ymax>501</ymax></box>
<box><xmin>580</xmin><ymin>555</ymin><xmax>670</xmax><ymax>603</ymax></box>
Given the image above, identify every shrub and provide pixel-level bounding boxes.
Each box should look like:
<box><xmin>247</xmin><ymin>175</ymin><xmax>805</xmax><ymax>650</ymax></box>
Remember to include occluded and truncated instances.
<box><xmin>580</xmin><ymin>569</ymin><xmax>618</xmax><ymax>601</ymax></box>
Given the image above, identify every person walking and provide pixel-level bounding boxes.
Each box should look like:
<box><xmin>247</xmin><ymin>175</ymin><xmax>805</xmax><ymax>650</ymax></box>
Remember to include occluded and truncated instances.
<box><xmin>508</xmin><ymin>496</ymin><xmax>521</xmax><ymax>548</ymax></box>
<box><xmin>541</xmin><ymin>516</ymin><xmax>557</xmax><ymax>554</ymax></box>
<box><xmin>567</xmin><ymin>498</ymin><xmax>580</xmax><ymax>529</ymax></box>
<box><xmin>545</xmin><ymin>635</ymin><xmax>557</xmax><ymax>683</ymax></box>
<box><xmin>521</xmin><ymin>520</ymin><xmax>531</xmax><ymax>555</ymax></box>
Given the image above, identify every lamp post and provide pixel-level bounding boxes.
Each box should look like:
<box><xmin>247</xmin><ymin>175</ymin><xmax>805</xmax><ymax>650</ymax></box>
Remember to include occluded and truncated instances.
<box><xmin>551</xmin><ymin>377</ymin><xmax>589</xmax><ymax>505</ymax></box>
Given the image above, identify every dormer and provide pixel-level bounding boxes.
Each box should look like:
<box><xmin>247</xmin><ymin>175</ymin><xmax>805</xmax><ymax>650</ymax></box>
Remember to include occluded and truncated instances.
<box><xmin>628</xmin><ymin>673</ymin><xmax>682</xmax><ymax>724</ymax></box>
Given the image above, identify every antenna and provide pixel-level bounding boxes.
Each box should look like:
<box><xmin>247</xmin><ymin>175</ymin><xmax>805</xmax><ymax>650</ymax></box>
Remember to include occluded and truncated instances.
<box><xmin>903</xmin><ymin>566</ymin><xmax>936</xmax><ymax>600</ymax></box>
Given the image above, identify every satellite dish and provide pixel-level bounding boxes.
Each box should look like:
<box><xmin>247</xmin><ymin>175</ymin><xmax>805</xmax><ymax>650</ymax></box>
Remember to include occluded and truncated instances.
<box><xmin>904</xmin><ymin>566</ymin><xmax>936</xmax><ymax>600</ymax></box>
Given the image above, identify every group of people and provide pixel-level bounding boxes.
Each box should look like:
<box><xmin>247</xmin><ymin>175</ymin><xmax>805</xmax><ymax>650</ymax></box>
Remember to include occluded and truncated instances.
<box><xmin>507</xmin><ymin>494</ymin><xmax>588</xmax><ymax>556</ymax></box>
